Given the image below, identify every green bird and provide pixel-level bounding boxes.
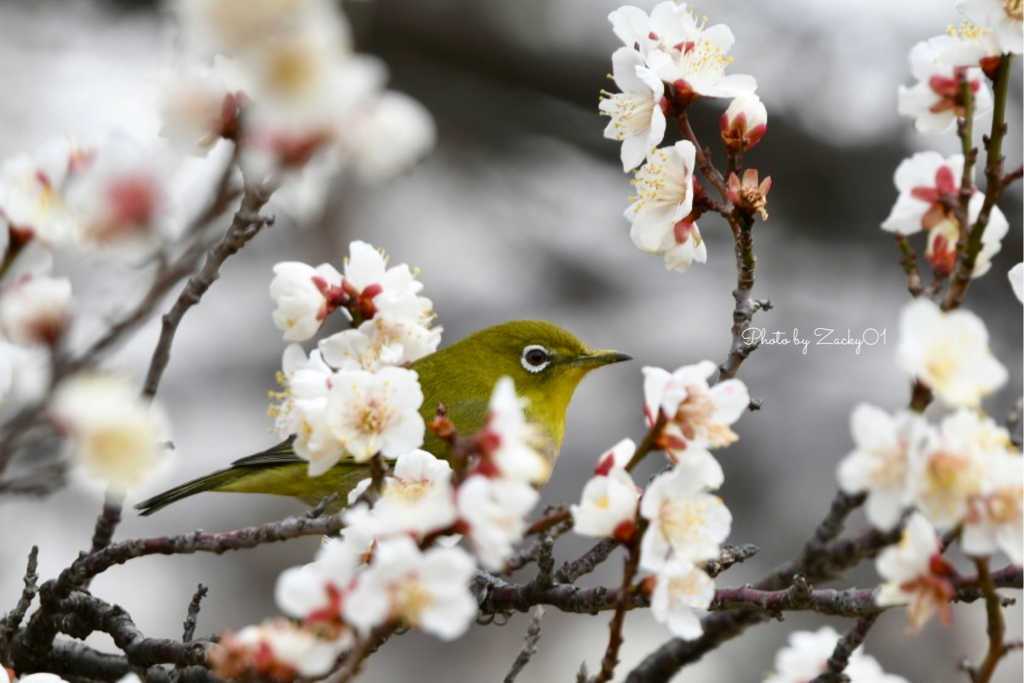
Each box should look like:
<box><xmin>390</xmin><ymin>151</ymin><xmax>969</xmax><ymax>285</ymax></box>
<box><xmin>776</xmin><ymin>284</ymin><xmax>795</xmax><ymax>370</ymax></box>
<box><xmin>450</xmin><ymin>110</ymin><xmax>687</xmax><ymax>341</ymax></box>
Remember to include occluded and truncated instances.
<box><xmin>136</xmin><ymin>320</ymin><xmax>630</xmax><ymax>516</ymax></box>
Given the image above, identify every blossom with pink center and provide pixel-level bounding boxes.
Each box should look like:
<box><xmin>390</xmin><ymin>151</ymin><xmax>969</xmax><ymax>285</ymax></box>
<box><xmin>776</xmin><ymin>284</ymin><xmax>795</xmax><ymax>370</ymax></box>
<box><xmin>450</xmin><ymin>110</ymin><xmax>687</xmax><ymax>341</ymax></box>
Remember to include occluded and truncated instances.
<box><xmin>475</xmin><ymin>377</ymin><xmax>550</xmax><ymax>485</ymax></box>
<box><xmin>269</xmin><ymin>261</ymin><xmax>344</xmax><ymax>341</ymax></box>
<box><xmin>924</xmin><ymin>192</ymin><xmax>1008</xmax><ymax>279</ymax></box>
<box><xmin>0</xmin><ymin>138</ymin><xmax>86</xmax><ymax>246</ymax></box>
<box><xmin>727</xmin><ymin>169</ymin><xmax>771</xmax><ymax>220</ymax></box>
<box><xmin>897</xmin><ymin>38</ymin><xmax>993</xmax><ymax>134</ymax></box>
<box><xmin>963</xmin><ymin>450</ymin><xmax>1024</xmax><ymax>564</ymax></box>
<box><xmin>643</xmin><ymin>361</ymin><xmax>749</xmax><ymax>452</ymax></box>
<box><xmin>275</xmin><ymin>526</ymin><xmax>373</xmax><ymax>621</ymax></box>
<box><xmin>657</xmin><ymin>216</ymin><xmax>707</xmax><ymax>273</ymax></box>
<box><xmin>600</xmin><ymin>47</ymin><xmax>668</xmax><ymax>171</ymax></box>
<box><xmin>881</xmin><ymin>152</ymin><xmax>964</xmax><ymax>235</ymax></box>
<box><xmin>0</xmin><ymin>275</ymin><xmax>73</xmax><ymax>346</ymax></box>
<box><xmin>875</xmin><ymin>513</ymin><xmax>956</xmax><ymax>629</ymax></box>
<box><xmin>160</xmin><ymin>56</ymin><xmax>246</xmax><ymax>156</ymax></box>
<box><xmin>211</xmin><ymin>619</ymin><xmax>348</xmax><ymax>680</ymax></box>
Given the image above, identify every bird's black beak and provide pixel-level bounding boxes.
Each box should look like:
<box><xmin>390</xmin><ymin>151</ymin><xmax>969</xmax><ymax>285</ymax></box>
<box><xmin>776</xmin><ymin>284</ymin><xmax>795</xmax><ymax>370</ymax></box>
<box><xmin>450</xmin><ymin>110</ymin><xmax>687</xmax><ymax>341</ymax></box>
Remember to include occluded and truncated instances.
<box><xmin>571</xmin><ymin>349</ymin><xmax>633</xmax><ymax>367</ymax></box>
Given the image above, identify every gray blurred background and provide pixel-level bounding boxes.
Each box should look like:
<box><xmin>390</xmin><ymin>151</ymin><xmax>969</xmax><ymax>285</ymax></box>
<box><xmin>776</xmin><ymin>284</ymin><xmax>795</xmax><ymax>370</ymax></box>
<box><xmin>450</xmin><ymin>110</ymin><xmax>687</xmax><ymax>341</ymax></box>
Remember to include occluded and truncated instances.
<box><xmin>1</xmin><ymin>0</ymin><xmax>1021</xmax><ymax>681</ymax></box>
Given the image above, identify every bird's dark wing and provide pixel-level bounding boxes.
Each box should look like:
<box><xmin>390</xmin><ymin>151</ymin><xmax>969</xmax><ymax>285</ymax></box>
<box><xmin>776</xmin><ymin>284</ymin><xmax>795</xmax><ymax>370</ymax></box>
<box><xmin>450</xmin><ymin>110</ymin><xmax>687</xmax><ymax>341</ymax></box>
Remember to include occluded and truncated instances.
<box><xmin>229</xmin><ymin>436</ymin><xmax>304</xmax><ymax>468</ymax></box>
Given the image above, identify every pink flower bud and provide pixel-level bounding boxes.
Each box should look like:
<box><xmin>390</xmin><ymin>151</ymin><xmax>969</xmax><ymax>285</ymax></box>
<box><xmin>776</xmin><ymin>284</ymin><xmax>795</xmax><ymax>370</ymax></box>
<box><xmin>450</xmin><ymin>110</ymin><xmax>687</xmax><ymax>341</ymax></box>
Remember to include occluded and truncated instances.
<box><xmin>720</xmin><ymin>94</ymin><xmax>767</xmax><ymax>153</ymax></box>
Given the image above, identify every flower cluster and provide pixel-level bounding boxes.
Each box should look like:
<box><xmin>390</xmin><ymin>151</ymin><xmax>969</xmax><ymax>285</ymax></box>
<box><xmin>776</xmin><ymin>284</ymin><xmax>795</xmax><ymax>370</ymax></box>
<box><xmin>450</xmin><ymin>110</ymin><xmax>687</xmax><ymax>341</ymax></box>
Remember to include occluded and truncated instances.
<box><xmin>269</xmin><ymin>240</ymin><xmax>439</xmax><ymax>474</ymax></box>
<box><xmin>273</xmin><ymin>376</ymin><xmax>548</xmax><ymax>654</ymax></box>
<box><xmin>837</xmin><ymin>298</ymin><xmax>1019</xmax><ymax>628</ymax></box>
<box><xmin>766</xmin><ymin>626</ymin><xmax>909</xmax><ymax>683</ymax></box>
<box><xmin>166</xmin><ymin>0</ymin><xmax>434</xmax><ymax>183</ymax></box>
<box><xmin>601</xmin><ymin>3</ymin><xmax>766</xmax><ymax>274</ymax></box>
<box><xmin>884</xmin><ymin>3</ymin><xmax>1020</xmax><ymax>288</ymax></box>
<box><xmin>570</xmin><ymin>362</ymin><xmax>747</xmax><ymax>640</ymax></box>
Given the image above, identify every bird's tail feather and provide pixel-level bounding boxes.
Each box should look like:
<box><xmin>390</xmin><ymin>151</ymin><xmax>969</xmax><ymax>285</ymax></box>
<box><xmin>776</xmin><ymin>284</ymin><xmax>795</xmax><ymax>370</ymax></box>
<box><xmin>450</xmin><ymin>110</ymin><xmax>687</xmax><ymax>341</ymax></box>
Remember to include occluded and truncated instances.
<box><xmin>135</xmin><ymin>467</ymin><xmax>247</xmax><ymax>516</ymax></box>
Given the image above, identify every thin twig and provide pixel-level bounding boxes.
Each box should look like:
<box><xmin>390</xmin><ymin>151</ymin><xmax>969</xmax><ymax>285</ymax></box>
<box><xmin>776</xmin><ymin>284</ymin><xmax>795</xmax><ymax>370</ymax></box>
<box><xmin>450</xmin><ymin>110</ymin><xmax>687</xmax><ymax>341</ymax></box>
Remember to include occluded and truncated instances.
<box><xmin>962</xmin><ymin>557</ymin><xmax>1009</xmax><ymax>683</ymax></box>
<box><xmin>87</xmin><ymin>494</ymin><xmax>125</xmax><ymax>557</ymax></box>
<box><xmin>895</xmin><ymin>234</ymin><xmax>924</xmax><ymax>298</ymax></box>
<box><xmin>809</xmin><ymin>615</ymin><xmax>879</xmax><ymax>683</ymax></box>
<box><xmin>327</xmin><ymin>625</ymin><xmax>392</xmax><ymax>683</ymax></box>
<box><xmin>593</xmin><ymin>539</ymin><xmax>641</xmax><ymax>683</ymax></box>
<box><xmin>503</xmin><ymin>606</ymin><xmax>544</xmax><ymax>683</ymax></box>
<box><xmin>181</xmin><ymin>585</ymin><xmax>209</xmax><ymax>643</ymax></box>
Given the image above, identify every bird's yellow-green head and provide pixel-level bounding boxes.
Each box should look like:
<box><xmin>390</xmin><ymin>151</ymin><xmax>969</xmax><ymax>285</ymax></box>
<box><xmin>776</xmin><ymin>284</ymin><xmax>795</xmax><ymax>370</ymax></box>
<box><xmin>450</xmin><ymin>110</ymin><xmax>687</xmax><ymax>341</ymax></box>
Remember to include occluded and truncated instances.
<box><xmin>413</xmin><ymin>320</ymin><xmax>631</xmax><ymax>467</ymax></box>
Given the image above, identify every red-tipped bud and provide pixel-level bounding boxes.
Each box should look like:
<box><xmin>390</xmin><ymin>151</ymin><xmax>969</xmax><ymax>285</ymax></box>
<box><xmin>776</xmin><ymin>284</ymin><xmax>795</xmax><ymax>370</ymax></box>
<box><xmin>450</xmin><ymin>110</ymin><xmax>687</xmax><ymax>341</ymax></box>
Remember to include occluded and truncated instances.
<box><xmin>721</xmin><ymin>94</ymin><xmax>767</xmax><ymax>153</ymax></box>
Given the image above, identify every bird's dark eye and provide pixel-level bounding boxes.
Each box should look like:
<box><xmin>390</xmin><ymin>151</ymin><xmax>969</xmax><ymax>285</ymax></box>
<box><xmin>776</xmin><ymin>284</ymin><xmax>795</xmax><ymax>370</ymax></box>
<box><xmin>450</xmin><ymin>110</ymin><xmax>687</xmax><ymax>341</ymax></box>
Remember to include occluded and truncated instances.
<box><xmin>521</xmin><ymin>345</ymin><xmax>552</xmax><ymax>373</ymax></box>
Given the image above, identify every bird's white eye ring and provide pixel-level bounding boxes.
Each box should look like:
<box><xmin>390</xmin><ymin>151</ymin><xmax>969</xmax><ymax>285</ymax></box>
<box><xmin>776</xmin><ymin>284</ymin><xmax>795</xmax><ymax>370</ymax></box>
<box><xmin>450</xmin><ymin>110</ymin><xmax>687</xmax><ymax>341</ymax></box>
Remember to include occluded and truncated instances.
<box><xmin>521</xmin><ymin>345</ymin><xmax>551</xmax><ymax>373</ymax></box>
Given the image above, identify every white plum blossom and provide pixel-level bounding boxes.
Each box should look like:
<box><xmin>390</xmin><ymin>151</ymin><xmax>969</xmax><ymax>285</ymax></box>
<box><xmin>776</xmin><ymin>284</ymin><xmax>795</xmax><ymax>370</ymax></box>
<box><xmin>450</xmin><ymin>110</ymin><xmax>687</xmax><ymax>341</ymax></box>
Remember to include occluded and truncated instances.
<box><xmin>957</xmin><ymin>0</ymin><xmax>1024</xmax><ymax>54</ymax></box>
<box><xmin>0</xmin><ymin>138</ymin><xmax>85</xmax><ymax>246</ymax></box>
<box><xmin>320</xmin><ymin>366</ymin><xmax>424</xmax><ymax>470</ymax></box>
<box><xmin>881</xmin><ymin>152</ymin><xmax>963</xmax><ymax>235</ymax></box>
<box><xmin>1010</xmin><ymin>263</ymin><xmax>1024</xmax><ymax>301</ymax></box>
<box><xmin>337</xmin><ymin>91</ymin><xmax>437</xmax><ymax>183</ymax></box>
<box><xmin>657</xmin><ymin>217</ymin><xmax>707</xmax><ymax>273</ymax></box>
<box><xmin>160</xmin><ymin>57</ymin><xmax>245</xmax><ymax>156</ymax></box>
<box><xmin>639</xmin><ymin>457</ymin><xmax>731</xmax><ymax>571</ymax></box>
<box><xmin>271</xmin><ymin>344</ymin><xmax>334</xmax><ymax>437</ymax></box>
<box><xmin>649</xmin><ymin>559</ymin><xmax>714</xmax><ymax>640</ymax></box>
<box><xmin>341</xmin><ymin>241</ymin><xmax>430</xmax><ymax>320</ymax></box>
<box><xmin>477</xmin><ymin>377</ymin><xmax>550</xmax><ymax>485</ymax></box>
<box><xmin>896</xmin><ymin>298</ymin><xmax>1006</xmax><ymax>408</ymax></box>
<box><xmin>571</xmin><ymin>439</ymin><xmax>640</xmax><ymax>538</ymax></box>
<box><xmin>215</xmin><ymin>619</ymin><xmax>348</xmax><ymax>679</ymax></box>
<box><xmin>457</xmin><ymin>474</ymin><xmax>539</xmax><ymax>570</ymax></box>
<box><xmin>63</xmin><ymin>135</ymin><xmax>171</xmax><ymax>255</ymax></box>
<box><xmin>643</xmin><ymin>361</ymin><xmax>749</xmax><ymax>454</ymax></box>
<box><xmin>766</xmin><ymin>626</ymin><xmax>910</xmax><ymax>683</ymax></box>
<box><xmin>924</xmin><ymin>192</ymin><xmax>1009</xmax><ymax>278</ymax></box>
<box><xmin>876</xmin><ymin>513</ymin><xmax>955</xmax><ymax>629</ymax></box>
<box><xmin>897</xmin><ymin>37</ymin><xmax>993</xmax><ymax>134</ymax></box>
<box><xmin>600</xmin><ymin>47</ymin><xmax>668</xmax><ymax>171</ymax></box>
<box><xmin>837</xmin><ymin>404</ymin><xmax>932</xmax><ymax>531</ymax></box>
<box><xmin>938</xmin><ymin>24</ymin><xmax>1003</xmax><ymax>70</ymax></box>
<box><xmin>343</xmin><ymin>536</ymin><xmax>477</xmax><ymax>640</ymax></box>
<box><xmin>50</xmin><ymin>373</ymin><xmax>168</xmax><ymax>494</ymax></box>
<box><xmin>626</xmin><ymin>141</ymin><xmax>697</xmax><ymax>254</ymax></box>
<box><xmin>269</xmin><ymin>261</ymin><xmax>343</xmax><ymax>341</ymax></box>
<box><xmin>720</xmin><ymin>93</ymin><xmax>767</xmax><ymax>152</ymax></box>
<box><xmin>911</xmin><ymin>409</ymin><xmax>1001</xmax><ymax>530</ymax></box>
<box><xmin>962</xmin><ymin>451</ymin><xmax>1024</xmax><ymax>563</ymax></box>
<box><xmin>343</xmin><ymin>449</ymin><xmax>457</xmax><ymax>539</ymax></box>
<box><xmin>640</xmin><ymin>4</ymin><xmax>757</xmax><ymax>102</ymax></box>
<box><xmin>275</xmin><ymin>526</ymin><xmax>373</xmax><ymax>621</ymax></box>
<box><xmin>0</xmin><ymin>275</ymin><xmax>73</xmax><ymax>345</ymax></box>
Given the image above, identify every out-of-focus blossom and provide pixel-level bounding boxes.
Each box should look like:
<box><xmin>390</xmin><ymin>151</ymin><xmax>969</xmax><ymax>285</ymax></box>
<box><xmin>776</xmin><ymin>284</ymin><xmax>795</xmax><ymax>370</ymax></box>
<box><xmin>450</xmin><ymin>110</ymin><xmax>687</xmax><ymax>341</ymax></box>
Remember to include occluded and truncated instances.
<box><xmin>457</xmin><ymin>474</ymin><xmax>538</xmax><ymax>570</ymax></box>
<box><xmin>63</xmin><ymin>135</ymin><xmax>171</xmax><ymax>255</ymax></box>
<box><xmin>0</xmin><ymin>138</ymin><xmax>85</xmax><ymax>246</ymax></box>
<box><xmin>896</xmin><ymin>298</ymin><xmax>1006</xmax><ymax>408</ymax></box>
<box><xmin>837</xmin><ymin>404</ymin><xmax>932</xmax><ymax>531</ymax></box>
<box><xmin>571</xmin><ymin>439</ymin><xmax>640</xmax><ymax>539</ymax></box>
<box><xmin>343</xmin><ymin>449</ymin><xmax>457</xmax><ymax>539</ymax></box>
<box><xmin>626</xmin><ymin>141</ymin><xmax>697</xmax><ymax>254</ymax></box>
<box><xmin>639</xmin><ymin>457</ymin><xmax>731</xmax><ymax>571</ymax></box>
<box><xmin>275</xmin><ymin>526</ymin><xmax>373</xmax><ymax>621</ymax></box>
<box><xmin>657</xmin><ymin>215</ymin><xmax>706</xmax><ymax>273</ymax></box>
<box><xmin>0</xmin><ymin>275</ymin><xmax>73</xmax><ymax>345</ymax></box>
<box><xmin>643</xmin><ymin>361</ymin><xmax>749</xmax><ymax>454</ymax></box>
<box><xmin>876</xmin><ymin>513</ymin><xmax>955</xmax><ymax>629</ymax></box>
<box><xmin>50</xmin><ymin>373</ymin><xmax>168</xmax><ymax>494</ymax></box>
<box><xmin>924</xmin><ymin>192</ymin><xmax>1009</xmax><ymax>278</ymax></box>
<box><xmin>160</xmin><ymin>57</ymin><xmax>246</xmax><ymax>156</ymax></box>
<box><xmin>720</xmin><ymin>94</ymin><xmax>767</xmax><ymax>153</ymax></box>
<box><xmin>343</xmin><ymin>536</ymin><xmax>476</xmax><ymax>640</ymax></box>
<box><xmin>0</xmin><ymin>341</ymin><xmax>49</xmax><ymax>405</ymax></box>
<box><xmin>957</xmin><ymin>0</ymin><xmax>1024</xmax><ymax>54</ymax></box>
<box><xmin>649</xmin><ymin>559</ymin><xmax>714</xmax><ymax>640</ymax></box>
<box><xmin>319</xmin><ymin>366</ymin><xmax>424</xmax><ymax>470</ymax></box>
<box><xmin>911</xmin><ymin>409</ymin><xmax>1002</xmax><ymax>529</ymax></box>
<box><xmin>881</xmin><ymin>152</ymin><xmax>963</xmax><ymax>235</ymax></box>
<box><xmin>938</xmin><ymin>24</ymin><xmax>1003</xmax><ymax>74</ymax></box>
<box><xmin>1010</xmin><ymin>263</ymin><xmax>1024</xmax><ymax>302</ymax></box>
<box><xmin>476</xmin><ymin>377</ymin><xmax>550</xmax><ymax>485</ymax></box>
<box><xmin>766</xmin><ymin>626</ymin><xmax>910</xmax><ymax>683</ymax></box>
<box><xmin>963</xmin><ymin>451</ymin><xmax>1024</xmax><ymax>563</ymax></box>
<box><xmin>211</xmin><ymin>618</ymin><xmax>348</xmax><ymax>681</ymax></box>
<box><xmin>338</xmin><ymin>91</ymin><xmax>436</xmax><ymax>183</ymax></box>
<box><xmin>897</xmin><ymin>38</ymin><xmax>992</xmax><ymax>134</ymax></box>
<box><xmin>269</xmin><ymin>261</ymin><xmax>344</xmax><ymax>341</ymax></box>
<box><xmin>600</xmin><ymin>47</ymin><xmax>667</xmax><ymax>171</ymax></box>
